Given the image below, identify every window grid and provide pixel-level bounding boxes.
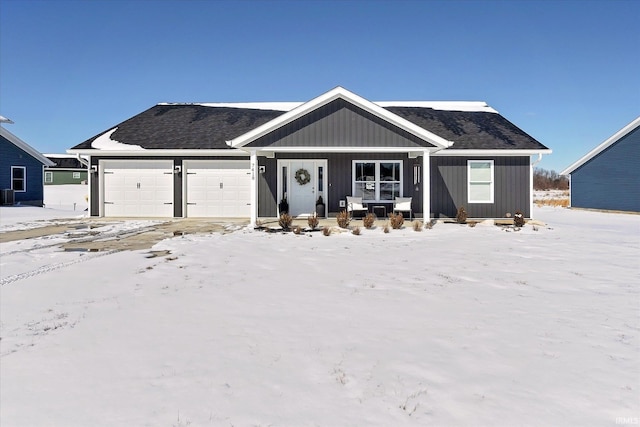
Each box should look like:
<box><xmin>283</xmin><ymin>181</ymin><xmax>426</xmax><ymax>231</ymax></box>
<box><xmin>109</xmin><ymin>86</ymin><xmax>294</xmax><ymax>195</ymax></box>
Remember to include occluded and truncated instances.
<box><xmin>11</xmin><ymin>166</ymin><xmax>26</xmax><ymax>192</ymax></box>
<box><xmin>352</xmin><ymin>160</ymin><xmax>402</xmax><ymax>202</ymax></box>
<box><xmin>467</xmin><ymin>160</ymin><xmax>494</xmax><ymax>203</ymax></box>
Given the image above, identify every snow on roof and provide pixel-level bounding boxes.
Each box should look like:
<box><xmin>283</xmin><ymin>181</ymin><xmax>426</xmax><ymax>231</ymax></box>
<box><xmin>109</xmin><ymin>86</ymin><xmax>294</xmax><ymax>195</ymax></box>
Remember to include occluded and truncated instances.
<box><xmin>91</xmin><ymin>127</ymin><xmax>144</xmax><ymax>151</ymax></box>
<box><xmin>158</xmin><ymin>101</ymin><xmax>498</xmax><ymax>113</ymax></box>
<box><xmin>0</xmin><ymin>115</ymin><xmax>15</xmax><ymax>124</ymax></box>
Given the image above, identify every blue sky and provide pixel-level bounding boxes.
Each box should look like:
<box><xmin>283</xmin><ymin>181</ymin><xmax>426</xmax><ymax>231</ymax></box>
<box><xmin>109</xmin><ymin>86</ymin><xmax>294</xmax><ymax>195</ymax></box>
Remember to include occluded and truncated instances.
<box><xmin>1</xmin><ymin>0</ymin><xmax>638</xmax><ymax>172</ymax></box>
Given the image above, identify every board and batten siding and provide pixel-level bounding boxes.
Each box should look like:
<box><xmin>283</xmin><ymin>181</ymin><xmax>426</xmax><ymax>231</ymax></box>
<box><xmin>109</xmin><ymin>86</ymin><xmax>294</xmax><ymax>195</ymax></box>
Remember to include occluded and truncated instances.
<box><xmin>570</xmin><ymin>126</ymin><xmax>640</xmax><ymax>212</ymax></box>
<box><xmin>247</xmin><ymin>99</ymin><xmax>435</xmax><ymax>149</ymax></box>
<box><xmin>258</xmin><ymin>153</ymin><xmax>422</xmax><ymax>217</ymax></box>
<box><xmin>431</xmin><ymin>156</ymin><xmax>531</xmax><ymax>218</ymax></box>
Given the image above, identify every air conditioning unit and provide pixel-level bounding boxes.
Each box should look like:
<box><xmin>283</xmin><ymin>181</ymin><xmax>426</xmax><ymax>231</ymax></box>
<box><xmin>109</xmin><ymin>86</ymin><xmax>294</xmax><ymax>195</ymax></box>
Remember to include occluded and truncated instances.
<box><xmin>1</xmin><ymin>189</ymin><xmax>15</xmax><ymax>206</ymax></box>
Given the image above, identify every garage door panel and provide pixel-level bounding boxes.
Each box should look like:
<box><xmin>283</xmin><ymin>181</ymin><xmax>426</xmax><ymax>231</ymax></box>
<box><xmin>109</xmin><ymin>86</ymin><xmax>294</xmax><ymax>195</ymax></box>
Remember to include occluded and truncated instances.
<box><xmin>184</xmin><ymin>161</ymin><xmax>250</xmax><ymax>218</ymax></box>
<box><xmin>101</xmin><ymin>160</ymin><xmax>174</xmax><ymax>217</ymax></box>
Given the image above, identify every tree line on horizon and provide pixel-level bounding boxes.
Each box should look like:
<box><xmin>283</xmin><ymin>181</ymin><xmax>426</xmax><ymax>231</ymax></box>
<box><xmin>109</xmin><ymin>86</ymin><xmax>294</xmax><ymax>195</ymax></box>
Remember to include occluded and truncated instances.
<box><xmin>533</xmin><ymin>167</ymin><xmax>569</xmax><ymax>190</ymax></box>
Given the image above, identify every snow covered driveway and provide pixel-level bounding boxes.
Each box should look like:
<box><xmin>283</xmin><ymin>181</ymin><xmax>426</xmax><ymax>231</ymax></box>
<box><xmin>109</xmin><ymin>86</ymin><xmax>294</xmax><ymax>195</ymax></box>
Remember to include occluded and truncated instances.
<box><xmin>1</xmin><ymin>207</ymin><xmax>639</xmax><ymax>426</ymax></box>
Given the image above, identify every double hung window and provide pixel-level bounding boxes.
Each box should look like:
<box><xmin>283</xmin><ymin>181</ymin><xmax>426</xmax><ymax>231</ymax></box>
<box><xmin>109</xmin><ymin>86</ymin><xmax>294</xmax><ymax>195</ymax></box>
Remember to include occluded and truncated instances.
<box><xmin>468</xmin><ymin>160</ymin><xmax>494</xmax><ymax>203</ymax></box>
<box><xmin>11</xmin><ymin>166</ymin><xmax>26</xmax><ymax>192</ymax></box>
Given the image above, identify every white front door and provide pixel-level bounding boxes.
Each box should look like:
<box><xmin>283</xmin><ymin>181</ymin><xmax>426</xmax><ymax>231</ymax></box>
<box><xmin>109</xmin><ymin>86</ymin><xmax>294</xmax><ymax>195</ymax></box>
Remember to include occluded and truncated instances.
<box><xmin>278</xmin><ymin>159</ymin><xmax>327</xmax><ymax>217</ymax></box>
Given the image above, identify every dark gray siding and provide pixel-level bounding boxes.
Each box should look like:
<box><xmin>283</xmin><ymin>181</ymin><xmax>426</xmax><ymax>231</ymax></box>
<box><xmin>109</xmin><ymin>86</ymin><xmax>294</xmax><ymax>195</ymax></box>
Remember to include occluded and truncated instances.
<box><xmin>247</xmin><ymin>99</ymin><xmax>435</xmax><ymax>149</ymax></box>
<box><xmin>570</xmin><ymin>126</ymin><xmax>640</xmax><ymax>212</ymax></box>
<box><xmin>89</xmin><ymin>156</ymin><xmax>249</xmax><ymax>217</ymax></box>
<box><xmin>0</xmin><ymin>136</ymin><xmax>46</xmax><ymax>206</ymax></box>
<box><xmin>258</xmin><ymin>153</ymin><xmax>423</xmax><ymax>217</ymax></box>
<box><xmin>431</xmin><ymin>156</ymin><xmax>531</xmax><ymax>218</ymax></box>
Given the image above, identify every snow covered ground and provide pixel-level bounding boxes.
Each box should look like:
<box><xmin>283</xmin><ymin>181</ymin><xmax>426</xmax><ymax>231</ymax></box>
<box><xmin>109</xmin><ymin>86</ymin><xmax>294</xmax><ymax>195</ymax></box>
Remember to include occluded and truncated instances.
<box><xmin>1</xmin><ymin>187</ymin><xmax>639</xmax><ymax>426</ymax></box>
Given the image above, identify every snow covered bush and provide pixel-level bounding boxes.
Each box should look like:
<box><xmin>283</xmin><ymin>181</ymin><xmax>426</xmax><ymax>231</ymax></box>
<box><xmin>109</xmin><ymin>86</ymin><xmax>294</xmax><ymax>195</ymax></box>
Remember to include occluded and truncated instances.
<box><xmin>351</xmin><ymin>226</ymin><xmax>361</xmax><ymax>235</ymax></box>
<box><xmin>322</xmin><ymin>226</ymin><xmax>332</xmax><ymax>236</ymax></box>
<box><xmin>413</xmin><ymin>221</ymin><xmax>423</xmax><ymax>231</ymax></box>
<box><xmin>514</xmin><ymin>210</ymin><xmax>525</xmax><ymax>227</ymax></box>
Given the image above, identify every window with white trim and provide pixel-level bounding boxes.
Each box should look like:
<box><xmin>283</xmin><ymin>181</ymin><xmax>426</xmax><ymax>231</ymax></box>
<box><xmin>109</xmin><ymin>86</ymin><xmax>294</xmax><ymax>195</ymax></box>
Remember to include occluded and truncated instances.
<box><xmin>11</xmin><ymin>166</ymin><xmax>26</xmax><ymax>192</ymax></box>
<box><xmin>353</xmin><ymin>160</ymin><xmax>402</xmax><ymax>202</ymax></box>
<box><xmin>468</xmin><ymin>160</ymin><xmax>494</xmax><ymax>203</ymax></box>
<box><xmin>73</xmin><ymin>172</ymin><xmax>81</xmax><ymax>179</ymax></box>
<box><xmin>45</xmin><ymin>171</ymin><xmax>53</xmax><ymax>183</ymax></box>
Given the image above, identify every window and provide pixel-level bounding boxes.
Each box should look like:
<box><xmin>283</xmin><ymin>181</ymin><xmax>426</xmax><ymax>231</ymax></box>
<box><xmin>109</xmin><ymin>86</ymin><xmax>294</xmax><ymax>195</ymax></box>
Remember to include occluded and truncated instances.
<box><xmin>73</xmin><ymin>172</ymin><xmax>81</xmax><ymax>179</ymax></box>
<box><xmin>353</xmin><ymin>161</ymin><xmax>402</xmax><ymax>202</ymax></box>
<box><xmin>468</xmin><ymin>160</ymin><xmax>494</xmax><ymax>203</ymax></box>
<box><xmin>45</xmin><ymin>171</ymin><xmax>53</xmax><ymax>183</ymax></box>
<box><xmin>11</xmin><ymin>166</ymin><xmax>26</xmax><ymax>192</ymax></box>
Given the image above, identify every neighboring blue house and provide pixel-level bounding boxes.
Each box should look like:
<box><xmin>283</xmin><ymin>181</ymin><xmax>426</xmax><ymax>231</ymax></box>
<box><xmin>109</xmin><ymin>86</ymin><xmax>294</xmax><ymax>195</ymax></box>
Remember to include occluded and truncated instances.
<box><xmin>561</xmin><ymin>116</ymin><xmax>640</xmax><ymax>213</ymax></box>
<box><xmin>0</xmin><ymin>117</ymin><xmax>55</xmax><ymax>206</ymax></box>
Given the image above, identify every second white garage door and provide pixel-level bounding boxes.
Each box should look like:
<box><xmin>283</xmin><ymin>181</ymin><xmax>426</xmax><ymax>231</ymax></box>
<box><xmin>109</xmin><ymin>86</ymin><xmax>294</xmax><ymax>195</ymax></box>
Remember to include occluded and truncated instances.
<box><xmin>184</xmin><ymin>160</ymin><xmax>251</xmax><ymax>218</ymax></box>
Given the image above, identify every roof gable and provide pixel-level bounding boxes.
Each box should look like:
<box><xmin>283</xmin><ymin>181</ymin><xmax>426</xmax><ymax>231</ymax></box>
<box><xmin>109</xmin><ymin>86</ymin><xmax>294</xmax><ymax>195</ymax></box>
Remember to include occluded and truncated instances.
<box><xmin>561</xmin><ymin>116</ymin><xmax>640</xmax><ymax>175</ymax></box>
<box><xmin>228</xmin><ymin>86</ymin><xmax>453</xmax><ymax>150</ymax></box>
<box><xmin>0</xmin><ymin>127</ymin><xmax>55</xmax><ymax>166</ymax></box>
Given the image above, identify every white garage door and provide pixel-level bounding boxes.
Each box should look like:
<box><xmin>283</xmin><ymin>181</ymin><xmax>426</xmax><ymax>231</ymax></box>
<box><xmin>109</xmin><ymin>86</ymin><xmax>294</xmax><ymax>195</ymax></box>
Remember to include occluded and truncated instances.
<box><xmin>184</xmin><ymin>160</ymin><xmax>251</xmax><ymax>218</ymax></box>
<box><xmin>102</xmin><ymin>160</ymin><xmax>174</xmax><ymax>217</ymax></box>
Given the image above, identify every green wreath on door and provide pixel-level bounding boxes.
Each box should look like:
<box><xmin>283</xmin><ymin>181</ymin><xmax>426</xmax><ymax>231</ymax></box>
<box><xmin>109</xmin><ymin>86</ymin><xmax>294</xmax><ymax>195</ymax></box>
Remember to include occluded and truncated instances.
<box><xmin>295</xmin><ymin>168</ymin><xmax>311</xmax><ymax>185</ymax></box>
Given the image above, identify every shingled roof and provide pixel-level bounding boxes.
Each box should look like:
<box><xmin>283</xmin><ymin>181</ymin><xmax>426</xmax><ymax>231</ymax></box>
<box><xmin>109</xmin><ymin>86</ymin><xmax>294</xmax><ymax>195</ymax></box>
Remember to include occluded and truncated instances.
<box><xmin>71</xmin><ymin>102</ymin><xmax>547</xmax><ymax>151</ymax></box>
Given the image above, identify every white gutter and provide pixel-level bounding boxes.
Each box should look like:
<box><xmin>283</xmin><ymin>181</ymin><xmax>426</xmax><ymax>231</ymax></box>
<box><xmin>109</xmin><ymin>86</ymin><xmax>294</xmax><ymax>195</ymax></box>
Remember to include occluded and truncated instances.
<box><xmin>530</xmin><ymin>153</ymin><xmax>543</xmax><ymax>218</ymax></box>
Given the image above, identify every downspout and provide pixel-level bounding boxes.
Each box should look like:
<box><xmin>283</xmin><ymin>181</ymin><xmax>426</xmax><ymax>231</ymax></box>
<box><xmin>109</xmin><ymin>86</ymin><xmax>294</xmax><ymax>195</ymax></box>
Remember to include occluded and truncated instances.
<box><xmin>76</xmin><ymin>154</ymin><xmax>90</xmax><ymax>168</ymax></box>
<box><xmin>530</xmin><ymin>153</ymin><xmax>543</xmax><ymax>219</ymax></box>
<box><xmin>76</xmin><ymin>154</ymin><xmax>91</xmax><ymax>216</ymax></box>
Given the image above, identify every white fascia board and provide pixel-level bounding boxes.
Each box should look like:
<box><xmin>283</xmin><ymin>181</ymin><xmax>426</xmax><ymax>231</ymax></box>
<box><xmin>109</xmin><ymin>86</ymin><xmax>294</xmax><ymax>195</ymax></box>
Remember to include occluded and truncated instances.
<box><xmin>66</xmin><ymin>149</ymin><xmax>249</xmax><ymax>157</ymax></box>
<box><xmin>433</xmin><ymin>149</ymin><xmax>552</xmax><ymax>156</ymax></box>
<box><xmin>560</xmin><ymin>116</ymin><xmax>640</xmax><ymax>175</ymax></box>
<box><xmin>0</xmin><ymin>127</ymin><xmax>55</xmax><ymax>166</ymax></box>
<box><xmin>228</xmin><ymin>86</ymin><xmax>454</xmax><ymax>149</ymax></box>
<box><xmin>255</xmin><ymin>147</ymin><xmax>437</xmax><ymax>154</ymax></box>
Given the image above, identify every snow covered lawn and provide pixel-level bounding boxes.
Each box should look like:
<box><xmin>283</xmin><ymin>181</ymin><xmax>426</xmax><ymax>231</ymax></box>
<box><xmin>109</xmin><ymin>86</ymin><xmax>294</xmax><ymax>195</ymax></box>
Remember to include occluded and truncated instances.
<box><xmin>1</xmin><ymin>204</ymin><xmax>639</xmax><ymax>426</ymax></box>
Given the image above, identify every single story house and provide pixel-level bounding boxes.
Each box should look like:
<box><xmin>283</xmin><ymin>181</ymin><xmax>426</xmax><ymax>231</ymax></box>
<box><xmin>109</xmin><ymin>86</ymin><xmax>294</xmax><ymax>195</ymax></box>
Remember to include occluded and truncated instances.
<box><xmin>561</xmin><ymin>116</ymin><xmax>640</xmax><ymax>212</ymax></box>
<box><xmin>67</xmin><ymin>87</ymin><xmax>551</xmax><ymax>224</ymax></box>
<box><xmin>44</xmin><ymin>154</ymin><xmax>88</xmax><ymax>185</ymax></box>
<box><xmin>0</xmin><ymin>118</ymin><xmax>55</xmax><ymax>206</ymax></box>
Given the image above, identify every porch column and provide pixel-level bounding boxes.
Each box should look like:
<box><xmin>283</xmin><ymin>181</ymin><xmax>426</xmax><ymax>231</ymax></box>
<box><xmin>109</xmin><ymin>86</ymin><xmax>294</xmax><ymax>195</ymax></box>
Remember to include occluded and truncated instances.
<box><xmin>422</xmin><ymin>151</ymin><xmax>430</xmax><ymax>220</ymax></box>
<box><xmin>250</xmin><ymin>151</ymin><xmax>258</xmax><ymax>228</ymax></box>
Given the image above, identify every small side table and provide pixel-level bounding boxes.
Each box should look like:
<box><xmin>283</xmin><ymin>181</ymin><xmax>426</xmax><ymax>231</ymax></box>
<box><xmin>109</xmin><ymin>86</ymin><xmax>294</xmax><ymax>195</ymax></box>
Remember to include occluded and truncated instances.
<box><xmin>372</xmin><ymin>205</ymin><xmax>386</xmax><ymax>219</ymax></box>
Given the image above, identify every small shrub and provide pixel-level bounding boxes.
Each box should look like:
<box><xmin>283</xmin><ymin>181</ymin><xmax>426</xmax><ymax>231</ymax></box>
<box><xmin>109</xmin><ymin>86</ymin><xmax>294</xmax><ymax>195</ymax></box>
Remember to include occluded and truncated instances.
<box><xmin>278</xmin><ymin>213</ymin><xmax>293</xmax><ymax>230</ymax></box>
<box><xmin>514</xmin><ymin>210</ymin><xmax>525</xmax><ymax>227</ymax></box>
<box><xmin>307</xmin><ymin>214</ymin><xmax>319</xmax><ymax>229</ymax></box>
<box><xmin>336</xmin><ymin>210</ymin><xmax>350</xmax><ymax>228</ymax></box>
<box><xmin>456</xmin><ymin>206</ymin><xmax>467</xmax><ymax>224</ymax></box>
<box><xmin>351</xmin><ymin>226</ymin><xmax>361</xmax><ymax>235</ymax></box>
<box><xmin>389</xmin><ymin>212</ymin><xmax>404</xmax><ymax>229</ymax></box>
<box><xmin>413</xmin><ymin>221</ymin><xmax>423</xmax><ymax>231</ymax></box>
<box><xmin>383</xmin><ymin>224</ymin><xmax>390</xmax><ymax>233</ymax></box>
<box><xmin>322</xmin><ymin>226</ymin><xmax>332</xmax><ymax>236</ymax></box>
<box><xmin>468</xmin><ymin>222</ymin><xmax>477</xmax><ymax>228</ymax></box>
<box><xmin>425</xmin><ymin>220</ymin><xmax>434</xmax><ymax>230</ymax></box>
<box><xmin>293</xmin><ymin>226</ymin><xmax>302</xmax><ymax>234</ymax></box>
<box><xmin>363</xmin><ymin>213</ymin><xmax>376</xmax><ymax>229</ymax></box>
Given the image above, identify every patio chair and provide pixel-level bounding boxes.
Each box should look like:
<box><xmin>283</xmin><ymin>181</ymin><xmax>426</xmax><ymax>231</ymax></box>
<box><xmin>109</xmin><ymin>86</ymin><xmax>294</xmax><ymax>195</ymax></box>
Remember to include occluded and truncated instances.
<box><xmin>346</xmin><ymin>196</ymin><xmax>367</xmax><ymax>218</ymax></box>
<box><xmin>393</xmin><ymin>197</ymin><xmax>413</xmax><ymax>221</ymax></box>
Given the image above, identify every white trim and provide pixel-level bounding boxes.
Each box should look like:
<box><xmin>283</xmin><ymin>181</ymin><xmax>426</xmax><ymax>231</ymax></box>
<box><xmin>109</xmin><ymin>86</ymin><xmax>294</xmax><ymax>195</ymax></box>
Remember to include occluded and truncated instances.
<box><xmin>433</xmin><ymin>149</ymin><xmax>552</xmax><ymax>156</ymax></box>
<box><xmin>467</xmin><ymin>160</ymin><xmax>494</xmax><ymax>204</ymax></box>
<box><xmin>256</xmin><ymin>146</ymin><xmax>442</xmax><ymax>153</ymax></box>
<box><xmin>44</xmin><ymin>171</ymin><xmax>53</xmax><ymax>183</ymax></box>
<box><xmin>0</xmin><ymin>127</ymin><xmax>55</xmax><ymax>166</ymax></box>
<box><xmin>560</xmin><ymin>116</ymin><xmax>640</xmax><ymax>175</ymax></box>
<box><xmin>227</xmin><ymin>86</ymin><xmax>453</xmax><ymax>150</ymax></box>
<box><xmin>250</xmin><ymin>152</ymin><xmax>258</xmax><ymax>227</ymax></box>
<box><xmin>352</xmin><ymin>160</ymin><xmax>403</xmax><ymax>203</ymax></box>
<box><xmin>277</xmin><ymin>159</ymin><xmax>328</xmax><ymax>217</ymax></box>
<box><xmin>66</xmin><ymin>149</ymin><xmax>249</xmax><ymax>157</ymax></box>
<box><xmin>423</xmin><ymin>152</ymin><xmax>430</xmax><ymax>219</ymax></box>
<box><xmin>11</xmin><ymin>166</ymin><xmax>27</xmax><ymax>192</ymax></box>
